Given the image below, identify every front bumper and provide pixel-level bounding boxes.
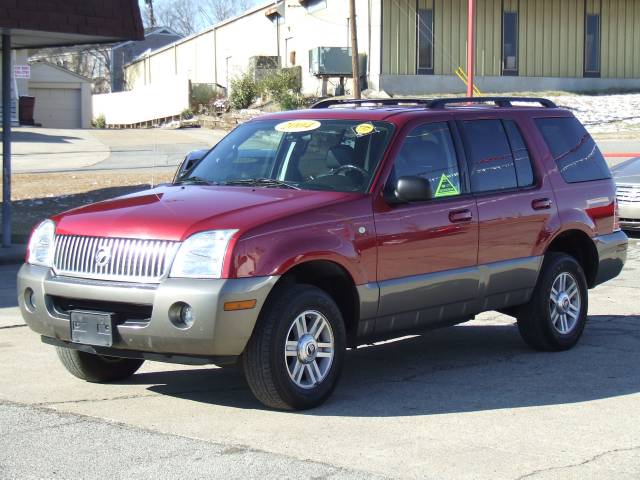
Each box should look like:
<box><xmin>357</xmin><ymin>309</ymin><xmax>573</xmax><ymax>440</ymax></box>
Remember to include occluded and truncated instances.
<box><xmin>17</xmin><ymin>264</ymin><xmax>278</xmax><ymax>359</ymax></box>
<box><xmin>618</xmin><ymin>201</ymin><xmax>640</xmax><ymax>231</ymax></box>
<box><xmin>593</xmin><ymin>230</ymin><xmax>628</xmax><ymax>286</ymax></box>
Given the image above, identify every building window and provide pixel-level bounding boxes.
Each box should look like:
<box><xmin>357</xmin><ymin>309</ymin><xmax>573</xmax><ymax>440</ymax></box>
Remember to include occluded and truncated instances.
<box><xmin>304</xmin><ymin>0</ymin><xmax>327</xmax><ymax>13</ymax></box>
<box><xmin>584</xmin><ymin>13</ymin><xmax>601</xmax><ymax>77</ymax></box>
<box><xmin>417</xmin><ymin>7</ymin><xmax>434</xmax><ymax>74</ymax></box>
<box><xmin>502</xmin><ymin>11</ymin><xmax>518</xmax><ymax>76</ymax></box>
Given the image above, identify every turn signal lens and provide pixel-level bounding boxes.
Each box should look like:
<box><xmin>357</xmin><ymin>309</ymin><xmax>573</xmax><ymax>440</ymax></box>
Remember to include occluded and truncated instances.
<box><xmin>224</xmin><ymin>299</ymin><xmax>257</xmax><ymax>311</ymax></box>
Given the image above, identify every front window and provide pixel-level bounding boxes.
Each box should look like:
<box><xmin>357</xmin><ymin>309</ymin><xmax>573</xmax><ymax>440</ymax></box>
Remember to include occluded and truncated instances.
<box><xmin>178</xmin><ymin>119</ymin><xmax>394</xmax><ymax>193</ymax></box>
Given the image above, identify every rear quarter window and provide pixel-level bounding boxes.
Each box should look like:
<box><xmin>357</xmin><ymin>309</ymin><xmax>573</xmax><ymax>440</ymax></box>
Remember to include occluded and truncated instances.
<box><xmin>535</xmin><ymin>117</ymin><xmax>611</xmax><ymax>183</ymax></box>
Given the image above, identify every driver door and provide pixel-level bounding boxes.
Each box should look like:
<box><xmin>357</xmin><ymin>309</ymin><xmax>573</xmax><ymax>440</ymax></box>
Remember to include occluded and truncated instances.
<box><xmin>373</xmin><ymin>121</ymin><xmax>479</xmax><ymax>336</ymax></box>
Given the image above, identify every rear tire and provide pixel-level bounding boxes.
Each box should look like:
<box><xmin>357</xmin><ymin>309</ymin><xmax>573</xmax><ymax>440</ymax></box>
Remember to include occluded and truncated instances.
<box><xmin>56</xmin><ymin>347</ymin><xmax>144</xmax><ymax>383</ymax></box>
<box><xmin>517</xmin><ymin>253</ymin><xmax>588</xmax><ymax>351</ymax></box>
<box><xmin>242</xmin><ymin>284</ymin><xmax>346</xmax><ymax>410</ymax></box>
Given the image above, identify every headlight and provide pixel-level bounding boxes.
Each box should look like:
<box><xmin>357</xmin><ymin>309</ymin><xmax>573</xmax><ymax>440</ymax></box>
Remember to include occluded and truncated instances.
<box><xmin>27</xmin><ymin>220</ymin><xmax>56</xmax><ymax>267</ymax></box>
<box><xmin>170</xmin><ymin>229</ymin><xmax>237</xmax><ymax>279</ymax></box>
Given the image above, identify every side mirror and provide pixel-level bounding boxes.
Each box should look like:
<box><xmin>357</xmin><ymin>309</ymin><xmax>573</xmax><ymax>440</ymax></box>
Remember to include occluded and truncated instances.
<box><xmin>389</xmin><ymin>176</ymin><xmax>433</xmax><ymax>203</ymax></box>
<box><xmin>174</xmin><ymin>149</ymin><xmax>209</xmax><ymax>181</ymax></box>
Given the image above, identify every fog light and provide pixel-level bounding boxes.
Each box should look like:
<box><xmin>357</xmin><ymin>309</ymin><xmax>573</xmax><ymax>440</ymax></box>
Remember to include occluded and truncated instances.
<box><xmin>180</xmin><ymin>304</ymin><xmax>195</xmax><ymax>327</ymax></box>
<box><xmin>169</xmin><ymin>302</ymin><xmax>195</xmax><ymax>329</ymax></box>
<box><xmin>24</xmin><ymin>288</ymin><xmax>36</xmax><ymax>312</ymax></box>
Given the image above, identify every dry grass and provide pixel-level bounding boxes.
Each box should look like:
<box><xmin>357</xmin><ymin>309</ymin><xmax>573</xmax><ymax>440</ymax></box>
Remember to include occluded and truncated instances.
<box><xmin>1</xmin><ymin>168</ymin><xmax>174</xmax><ymax>242</ymax></box>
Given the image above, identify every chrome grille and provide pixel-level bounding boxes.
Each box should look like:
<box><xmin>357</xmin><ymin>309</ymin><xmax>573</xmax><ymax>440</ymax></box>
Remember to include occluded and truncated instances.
<box><xmin>616</xmin><ymin>184</ymin><xmax>640</xmax><ymax>203</ymax></box>
<box><xmin>53</xmin><ymin>235</ymin><xmax>180</xmax><ymax>283</ymax></box>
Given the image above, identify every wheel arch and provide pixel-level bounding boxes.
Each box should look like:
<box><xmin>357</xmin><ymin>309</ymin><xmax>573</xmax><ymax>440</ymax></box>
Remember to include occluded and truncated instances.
<box><xmin>545</xmin><ymin>229</ymin><xmax>598</xmax><ymax>288</ymax></box>
<box><xmin>270</xmin><ymin>260</ymin><xmax>361</xmax><ymax>347</ymax></box>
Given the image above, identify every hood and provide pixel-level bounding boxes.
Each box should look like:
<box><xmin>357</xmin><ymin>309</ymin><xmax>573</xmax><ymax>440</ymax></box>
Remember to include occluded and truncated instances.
<box><xmin>53</xmin><ymin>185</ymin><xmax>358</xmax><ymax>241</ymax></box>
<box><xmin>612</xmin><ymin>157</ymin><xmax>640</xmax><ymax>184</ymax></box>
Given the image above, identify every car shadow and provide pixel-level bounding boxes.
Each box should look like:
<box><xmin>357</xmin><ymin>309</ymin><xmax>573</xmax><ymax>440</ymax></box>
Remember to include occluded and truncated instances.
<box><xmin>123</xmin><ymin>314</ymin><xmax>640</xmax><ymax>415</ymax></box>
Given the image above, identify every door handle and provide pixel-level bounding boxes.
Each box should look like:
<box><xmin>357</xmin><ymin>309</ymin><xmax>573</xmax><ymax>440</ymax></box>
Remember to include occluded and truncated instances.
<box><xmin>449</xmin><ymin>209</ymin><xmax>473</xmax><ymax>223</ymax></box>
<box><xmin>532</xmin><ymin>198</ymin><xmax>553</xmax><ymax>210</ymax></box>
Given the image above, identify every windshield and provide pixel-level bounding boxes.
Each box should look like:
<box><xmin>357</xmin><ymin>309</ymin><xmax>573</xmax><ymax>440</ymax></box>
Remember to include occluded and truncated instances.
<box><xmin>177</xmin><ymin>119</ymin><xmax>394</xmax><ymax>192</ymax></box>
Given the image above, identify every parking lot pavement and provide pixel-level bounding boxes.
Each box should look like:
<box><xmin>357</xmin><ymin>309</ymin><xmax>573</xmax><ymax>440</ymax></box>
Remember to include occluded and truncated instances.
<box><xmin>1</xmin><ymin>238</ymin><xmax>639</xmax><ymax>479</ymax></box>
<box><xmin>7</xmin><ymin>127</ymin><xmax>225</xmax><ymax>174</ymax></box>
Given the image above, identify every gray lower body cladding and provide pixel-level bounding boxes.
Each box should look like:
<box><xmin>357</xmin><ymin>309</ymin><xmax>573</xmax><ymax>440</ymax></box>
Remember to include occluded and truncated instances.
<box><xmin>356</xmin><ymin>256</ymin><xmax>543</xmax><ymax>341</ymax></box>
<box><xmin>17</xmin><ymin>264</ymin><xmax>278</xmax><ymax>358</ymax></box>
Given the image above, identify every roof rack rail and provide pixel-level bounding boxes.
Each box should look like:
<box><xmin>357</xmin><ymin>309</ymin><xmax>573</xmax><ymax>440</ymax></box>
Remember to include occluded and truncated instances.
<box><xmin>310</xmin><ymin>98</ymin><xmax>434</xmax><ymax>109</ymax></box>
<box><xmin>427</xmin><ymin>96</ymin><xmax>557</xmax><ymax>108</ymax></box>
<box><xmin>310</xmin><ymin>96</ymin><xmax>558</xmax><ymax>110</ymax></box>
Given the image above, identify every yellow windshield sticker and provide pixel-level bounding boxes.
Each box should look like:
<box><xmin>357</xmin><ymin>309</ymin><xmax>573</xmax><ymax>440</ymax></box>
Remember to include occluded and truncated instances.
<box><xmin>434</xmin><ymin>173</ymin><xmax>460</xmax><ymax>197</ymax></box>
<box><xmin>354</xmin><ymin>122</ymin><xmax>375</xmax><ymax>136</ymax></box>
<box><xmin>275</xmin><ymin>120</ymin><xmax>321</xmax><ymax>133</ymax></box>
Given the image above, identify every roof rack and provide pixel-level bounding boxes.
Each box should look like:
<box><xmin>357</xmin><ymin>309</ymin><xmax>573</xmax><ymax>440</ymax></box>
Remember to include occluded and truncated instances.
<box><xmin>310</xmin><ymin>96</ymin><xmax>557</xmax><ymax>110</ymax></box>
<box><xmin>310</xmin><ymin>98</ymin><xmax>434</xmax><ymax>109</ymax></box>
<box><xmin>427</xmin><ymin>96</ymin><xmax>557</xmax><ymax>108</ymax></box>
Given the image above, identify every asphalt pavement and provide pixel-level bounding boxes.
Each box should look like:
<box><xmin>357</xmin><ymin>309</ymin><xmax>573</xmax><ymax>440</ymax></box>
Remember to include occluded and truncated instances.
<box><xmin>5</xmin><ymin>127</ymin><xmax>225</xmax><ymax>174</ymax></box>
<box><xmin>0</xmin><ymin>236</ymin><xmax>639</xmax><ymax>479</ymax></box>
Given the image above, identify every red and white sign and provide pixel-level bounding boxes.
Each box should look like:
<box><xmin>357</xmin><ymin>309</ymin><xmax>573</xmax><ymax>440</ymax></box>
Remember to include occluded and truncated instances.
<box><xmin>14</xmin><ymin>65</ymin><xmax>30</xmax><ymax>79</ymax></box>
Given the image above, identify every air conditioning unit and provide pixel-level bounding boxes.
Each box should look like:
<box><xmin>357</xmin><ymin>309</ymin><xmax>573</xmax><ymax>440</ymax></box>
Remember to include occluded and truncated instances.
<box><xmin>309</xmin><ymin>47</ymin><xmax>366</xmax><ymax>76</ymax></box>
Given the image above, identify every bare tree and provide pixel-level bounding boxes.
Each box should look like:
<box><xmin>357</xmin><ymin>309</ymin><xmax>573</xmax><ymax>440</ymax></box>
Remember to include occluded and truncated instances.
<box><xmin>153</xmin><ymin>0</ymin><xmax>200</xmax><ymax>36</ymax></box>
<box><xmin>200</xmin><ymin>0</ymin><xmax>254</xmax><ymax>24</ymax></box>
<box><xmin>31</xmin><ymin>45</ymin><xmax>113</xmax><ymax>93</ymax></box>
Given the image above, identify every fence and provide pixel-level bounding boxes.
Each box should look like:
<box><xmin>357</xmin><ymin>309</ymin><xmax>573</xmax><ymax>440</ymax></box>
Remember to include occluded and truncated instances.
<box><xmin>92</xmin><ymin>75</ymin><xmax>190</xmax><ymax>127</ymax></box>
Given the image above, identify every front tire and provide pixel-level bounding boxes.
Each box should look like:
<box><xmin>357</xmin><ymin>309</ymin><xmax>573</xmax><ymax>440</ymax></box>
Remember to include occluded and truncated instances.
<box><xmin>242</xmin><ymin>284</ymin><xmax>346</xmax><ymax>410</ymax></box>
<box><xmin>56</xmin><ymin>347</ymin><xmax>144</xmax><ymax>383</ymax></box>
<box><xmin>517</xmin><ymin>253</ymin><xmax>588</xmax><ymax>351</ymax></box>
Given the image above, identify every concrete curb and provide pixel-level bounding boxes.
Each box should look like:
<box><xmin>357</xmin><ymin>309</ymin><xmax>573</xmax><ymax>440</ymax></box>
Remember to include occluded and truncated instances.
<box><xmin>0</xmin><ymin>245</ymin><xmax>26</xmax><ymax>265</ymax></box>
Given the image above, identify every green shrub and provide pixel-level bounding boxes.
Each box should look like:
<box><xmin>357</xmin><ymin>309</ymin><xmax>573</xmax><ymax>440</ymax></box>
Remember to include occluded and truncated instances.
<box><xmin>180</xmin><ymin>108</ymin><xmax>194</xmax><ymax>119</ymax></box>
<box><xmin>230</xmin><ymin>71</ymin><xmax>259</xmax><ymax>110</ymax></box>
<box><xmin>261</xmin><ymin>68</ymin><xmax>303</xmax><ymax>110</ymax></box>
<box><xmin>191</xmin><ymin>84</ymin><xmax>219</xmax><ymax>109</ymax></box>
<box><xmin>92</xmin><ymin>114</ymin><xmax>106</xmax><ymax>129</ymax></box>
<box><xmin>277</xmin><ymin>91</ymin><xmax>303</xmax><ymax>111</ymax></box>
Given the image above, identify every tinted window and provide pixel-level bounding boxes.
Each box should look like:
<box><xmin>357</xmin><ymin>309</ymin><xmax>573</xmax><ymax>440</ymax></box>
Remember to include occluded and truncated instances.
<box><xmin>585</xmin><ymin>14</ymin><xmax>601</xmax><ymax>75</ymax></box>
<box><xmin>184</xmin><ymin>119</ymin><xmax>394</xmax><ymax>192</ymax></box>
<box><xmin>535</xmin><ymin>117</ymin><xmax>611</xmax><ymax>183</ymax></box>
<box><xmin>462</xmin><ymin>119</ymin><xmax>518</xmax><ymax>192</ymax></box>
<box><xmin>504</xmin><ymin>120</ymin><xmax>534</xmax><ymax>187</ymax></box>
<box><xmin>502</xmin><ymin>11</ymin><xmax>518</xmax><ymax>74</ymax></box>
<box><xmin>417</xmin><ymin>8</ymin><xmax>434</xmax><ymax>74</ymax></box>
<box><xmin>390</xmin><ymin>122</ymin><xmax>461</xmax><ymax>198</ymax></box>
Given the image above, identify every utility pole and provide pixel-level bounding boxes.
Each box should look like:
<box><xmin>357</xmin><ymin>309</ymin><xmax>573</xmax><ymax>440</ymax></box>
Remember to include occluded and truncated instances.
<box><xmin>145</xmin><ymin>0</ymin><xmax>156</xmax><ymax>28</ymax></box>
<box><xmin>348</xmin><ymin>0</ymin><xmax>361</xmax><ymax>99</ymax></box>
<box><xmin>466</xmin><ymin>0</ymin><xmax>475</xmax><ymax>97</ymax></box>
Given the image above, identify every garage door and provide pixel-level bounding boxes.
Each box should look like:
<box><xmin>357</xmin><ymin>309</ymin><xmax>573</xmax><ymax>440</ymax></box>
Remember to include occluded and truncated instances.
<box><xmin>31</xmin><ymin>88</ymin><xmax>81</xmax><ymax>129</ymax></box>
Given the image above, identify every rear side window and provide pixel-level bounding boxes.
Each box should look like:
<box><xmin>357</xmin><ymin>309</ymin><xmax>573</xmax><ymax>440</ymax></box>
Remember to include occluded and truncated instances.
<box><xmin>535</xmin><ymin>117</ymin><xmax>611</xmax><ymax>183</ymax></box>
<box><xmin>462</xmin><ymin>119</ymin><xmax>518</xmax><ymax>192</ymax></box>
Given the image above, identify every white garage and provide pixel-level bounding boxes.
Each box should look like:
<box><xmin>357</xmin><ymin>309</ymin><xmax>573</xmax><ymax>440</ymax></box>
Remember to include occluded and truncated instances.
<box><xmin>28</xmin><ymin>62</ymin><xmax>92</xmax><ymax>129</ymax></box>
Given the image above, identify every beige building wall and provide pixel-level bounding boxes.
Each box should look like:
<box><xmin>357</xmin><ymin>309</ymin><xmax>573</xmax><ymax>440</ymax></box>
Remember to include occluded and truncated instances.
<box><xmin>214</xmin><ymin>8</ymin><xmax>278</xmax><ymax>89</ymax></box>
<box><xmin>277</xmin><ymin>0</ymin><xmax>371</xmax><ymax>96</ymax></box>
<box><xmin>382</xmin><ymin>0</ymin><xmax>640</xmax><ymax>80</ymax></box>
<box><xmin>601</xmin><ymin>0</ymin><xmax>640</xmax><ymax>78</ymax></box>
<box><xmin>125</xmin><ymin>3</ymin><xmax>278</xmax><ymax>93</ymax></box>
<box><xmin>123</xmin><ymin>0</ymin><xmax>375</xmax><ymax>97</ymax></box>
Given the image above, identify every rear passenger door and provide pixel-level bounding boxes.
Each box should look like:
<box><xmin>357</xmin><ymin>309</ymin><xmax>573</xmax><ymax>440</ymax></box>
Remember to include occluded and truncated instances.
<box><xmin>458</xmin><ymin>118</ymin><xmax>556</xmax><ymax>309</ymax></box>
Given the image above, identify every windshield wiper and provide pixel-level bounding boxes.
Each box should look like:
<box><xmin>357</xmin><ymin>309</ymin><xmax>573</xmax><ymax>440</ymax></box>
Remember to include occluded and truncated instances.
<box><xmin>223</xmin><ymin>178</ymin><xmax>301</xmax><ymax>190</ymax></box>
<box><xmin>174</xmin><ymin>176</ymin><xmax>217</xmax><ymax>186</ymax></box>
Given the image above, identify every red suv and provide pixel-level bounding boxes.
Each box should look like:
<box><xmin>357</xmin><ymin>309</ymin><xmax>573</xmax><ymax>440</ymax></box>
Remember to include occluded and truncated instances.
<box><xmin>18</xmin><ymin>97</ymin><xmax>628</xmax><ymax>410</ymax></box>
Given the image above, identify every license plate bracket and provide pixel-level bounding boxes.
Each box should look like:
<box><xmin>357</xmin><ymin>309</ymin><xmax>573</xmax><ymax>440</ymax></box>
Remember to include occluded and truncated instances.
<box><xmin>70</xmin><ymin>311</ymin><xmax>114</xmax><ymax>347</ymax></box>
